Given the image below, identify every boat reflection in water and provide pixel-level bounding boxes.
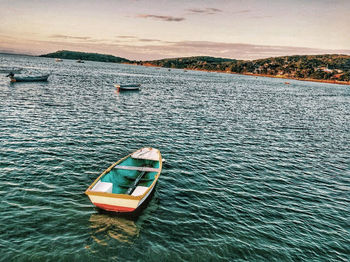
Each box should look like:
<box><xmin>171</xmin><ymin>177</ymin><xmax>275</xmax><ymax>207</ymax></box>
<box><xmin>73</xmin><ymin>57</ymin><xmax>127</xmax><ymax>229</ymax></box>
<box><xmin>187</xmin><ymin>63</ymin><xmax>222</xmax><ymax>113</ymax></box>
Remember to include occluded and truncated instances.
<box><xmin>89</xmin><ymin>213</ymin><xmax>140</xmax><ymax>245</ymax></box>
<box><xmin>87</xmin><ymin>186</ymin><xmax>158</xmax><ymax>250</ymax></box>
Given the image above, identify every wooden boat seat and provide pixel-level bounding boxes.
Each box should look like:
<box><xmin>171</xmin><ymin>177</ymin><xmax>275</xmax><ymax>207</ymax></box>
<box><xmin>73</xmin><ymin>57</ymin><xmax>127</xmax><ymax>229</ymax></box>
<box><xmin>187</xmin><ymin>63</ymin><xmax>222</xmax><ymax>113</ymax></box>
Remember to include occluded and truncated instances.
<box><xmin>131</xmin><ymin>186</ymin><xmax>148</xmax><ymax>196</ymax></box>
<box><xmin>91</xmin><ymin>181</ymin><xmax>113</xmax><ymax>193</ymax></box>
<box><xmin>115</xmin><ymin>165</ymin><xmax>160</xmax><ymax>172</ymax></box>
<box><xmin>118</xmin><ymin>184</ymin><xmax>150</xmax><ymax>195</ymax></box>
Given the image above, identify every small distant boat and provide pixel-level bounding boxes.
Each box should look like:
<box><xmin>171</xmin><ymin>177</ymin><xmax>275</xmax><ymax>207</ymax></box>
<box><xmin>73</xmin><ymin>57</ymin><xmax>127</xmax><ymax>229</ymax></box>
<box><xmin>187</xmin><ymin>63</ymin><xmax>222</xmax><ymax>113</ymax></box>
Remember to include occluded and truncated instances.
<box><xmin>7</xmin><ymin>72</ymin><xmax>49</xmax><ymax>82</ymax></box>
<box><xmin>284</xmin><ymin>82</ymin><xmax>290</xmax><ymax>85</ymax></box>
<box><xmin>85</xmin><ymin>147</ymin><xmax>162</xmax><ymax>213</ymax></box>
<box><xmin>76</xmin><ymin>59</ymin><xmax>84</xmax><ymax>63</ymax></box>
<box><xmin>55</xmin><ymin>58</ymin><xmax>63</xmax><ymax>62</ymax></box>
<box><xmin>115</xmin><ymin>84</ymin><xmax>141</xmax><ymax>91</ymax></box>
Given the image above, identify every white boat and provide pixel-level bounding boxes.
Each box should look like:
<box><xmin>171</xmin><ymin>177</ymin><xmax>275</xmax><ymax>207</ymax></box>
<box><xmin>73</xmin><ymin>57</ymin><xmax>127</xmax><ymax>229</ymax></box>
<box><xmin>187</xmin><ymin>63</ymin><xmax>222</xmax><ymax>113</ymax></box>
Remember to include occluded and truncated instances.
<box><xmin>115</xmin><ymin>84</ymin><xmax>141</xmax><ymax>91</ymax></box>
<box><xmin>85</xmin><ymin>147</ymin><xmax>162</xmax><ymax>213</ymax></box>
<box><xmin>55</xmin><ymin>58</ymin><xmax>63</xmax><ymax>62</ymax></box>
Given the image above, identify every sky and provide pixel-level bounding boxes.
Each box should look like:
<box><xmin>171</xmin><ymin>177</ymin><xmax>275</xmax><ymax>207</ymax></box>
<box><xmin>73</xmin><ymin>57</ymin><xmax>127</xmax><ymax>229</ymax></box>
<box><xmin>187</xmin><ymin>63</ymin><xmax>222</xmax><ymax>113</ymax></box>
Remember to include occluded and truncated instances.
<box><xmin>0</xmin><ymin>0</ymin><xmax>349</xmax><ymax>60</ymax></box>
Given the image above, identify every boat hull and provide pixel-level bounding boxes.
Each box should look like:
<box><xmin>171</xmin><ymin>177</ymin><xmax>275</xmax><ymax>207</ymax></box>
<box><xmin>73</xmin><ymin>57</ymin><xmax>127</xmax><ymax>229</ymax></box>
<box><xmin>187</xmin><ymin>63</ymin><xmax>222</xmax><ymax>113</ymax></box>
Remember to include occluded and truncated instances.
<box><xmin>119</xmin><ymin>87</ymin><xmax>140</xmax><ymax>91</ymax></box>
<box><xmin>94</xmin><ymin>203</ymin><xmax>136</xmax><ymax>212</ymax></box>
<box><xmin>115</xmin><ymin>84</ymin><xmax>141</xmax><ymax>91</ymax></box>
<box><xmin>85</xmin><ymin>147</ymin><xmax>162</xmax><ymax>213</ymax></box>
<box><xmin>88</xmin><ymin>182</ymin><xmax>156</xmax><ymax>213</ymax></box>
<box><xmin>11</xmin><ymin>75</ymin><xmax>49</xmax><ymax>82</ymax></box>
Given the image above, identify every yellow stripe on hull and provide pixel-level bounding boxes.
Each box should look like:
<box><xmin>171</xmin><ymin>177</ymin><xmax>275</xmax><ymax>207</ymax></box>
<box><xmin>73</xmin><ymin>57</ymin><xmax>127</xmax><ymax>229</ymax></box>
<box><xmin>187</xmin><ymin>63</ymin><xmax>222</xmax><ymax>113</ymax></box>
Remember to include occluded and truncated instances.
<box><xmin>88</xmin><ymin>195</ymin><xmax>139</xmax><ymax>209</ymax></box>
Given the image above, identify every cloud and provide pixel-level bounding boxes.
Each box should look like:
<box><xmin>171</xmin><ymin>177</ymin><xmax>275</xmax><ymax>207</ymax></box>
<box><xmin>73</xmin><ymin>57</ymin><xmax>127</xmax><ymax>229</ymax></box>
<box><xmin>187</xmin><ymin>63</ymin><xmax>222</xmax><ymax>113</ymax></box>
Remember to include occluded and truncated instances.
<box><xmin>138</xmin><ymin>38</ymin><xmax>162</xmax><ymax>42</ymax></box>
<box><xmin>50</xmin><ymin>34</ymin><xmax>114</xmax><ymax>44</ymax></box>
<box><xmin>233</xmin><ymin>10</ymin><xmax>251</xmax><ymax>14</ymax></box>
<box><xmin>250</xmin><ymin>15</ymin><xmax>272</xmax><ymax>19</ymax></box>
<box><xmin>164</xmin><ymin>41</ymin><xmax>350</xmax><ymax>60</ymax></box>
<box><xmin>115</xmin><ymin>35</ymin><xmax>165</xmax><ymax>43</ymax></box>
<box><xmin>186</xmin><ymin>8</ymin><xmax>251</xmax><ymax>15</ymax></box>
<box><xmin>114</xmin><ymin>41</ymin><xmax>350</xmax><ymax>61</ymax></box>
<box><xmin>2</xmin><ymin>34</ymin><xmax>350</xmax><ymax>61</ymax></box>
<box><xmin>186</xmin><ymin>8</ymin><xmax>222</xmax><ymax>15</ymax></box>
<box><xmin>136</xmin><ymin>14</ymin><xmax>185</xmax><ymax>22</ymax></box>
<box><xmin>50</xmin><ymin>34</ymin><xmax>91</xmax><ymax>40</ymax></box>
<box><xmin>116</xmin><ymin>35</ymin><xmax>138</xmax><ymax>39</ymax></box>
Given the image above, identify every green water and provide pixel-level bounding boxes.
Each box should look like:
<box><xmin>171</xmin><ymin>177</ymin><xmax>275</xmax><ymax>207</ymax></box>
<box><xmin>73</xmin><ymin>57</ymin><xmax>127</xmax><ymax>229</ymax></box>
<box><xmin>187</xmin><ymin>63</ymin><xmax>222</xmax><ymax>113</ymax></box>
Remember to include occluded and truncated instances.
<box><xmin>0</xmin><ymin>54</ymin><xmax>349</xmax><ymax>261</ymax></box>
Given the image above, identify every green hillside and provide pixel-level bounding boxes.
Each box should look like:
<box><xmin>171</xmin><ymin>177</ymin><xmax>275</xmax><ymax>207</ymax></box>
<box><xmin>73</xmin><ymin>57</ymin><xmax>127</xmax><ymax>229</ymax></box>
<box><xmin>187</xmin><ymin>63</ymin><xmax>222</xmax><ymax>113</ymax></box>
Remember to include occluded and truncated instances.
<box><xmin>143</xmin><ymin>54</ymin><xmax>350</xmax><ymax>81</ymax></box>
<box><xmin>40</xmin><ymin>50</ymin><xmax>131</xmax><ymax>63</ymax></box>
<box><xmin>139</xmin><ymin>56</ymin><xmax>236</xmax><ymax>70</ymax></box>
<box><xmin>40</xmin><ymin>51</ymin><xmax>350</xmax><ymax>82</ymax></box>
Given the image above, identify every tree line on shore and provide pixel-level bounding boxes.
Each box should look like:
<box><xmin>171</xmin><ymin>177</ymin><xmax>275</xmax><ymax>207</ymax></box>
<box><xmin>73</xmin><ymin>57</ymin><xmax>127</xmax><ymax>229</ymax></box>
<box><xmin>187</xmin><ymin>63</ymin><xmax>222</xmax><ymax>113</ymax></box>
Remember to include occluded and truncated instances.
<box><xmin>139</xmin><ymin>54</ymin><xmax>350</xmax><ymax>81</ymax></box>
<box><xmin>41</xmin><ymin>51</ymin><xmax>350</xmax><ymax>82</ymax></box>
<box><xmin>40</xmin><ymin>50</ymin><xmax>129</xmax><ymax>63</ymax></box>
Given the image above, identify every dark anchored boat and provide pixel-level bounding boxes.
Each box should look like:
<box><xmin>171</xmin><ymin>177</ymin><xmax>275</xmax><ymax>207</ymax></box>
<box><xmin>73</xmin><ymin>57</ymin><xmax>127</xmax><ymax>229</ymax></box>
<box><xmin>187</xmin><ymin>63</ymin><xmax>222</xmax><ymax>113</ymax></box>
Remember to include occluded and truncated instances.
<box><xmin>115</xmin><ymin>83</ymin><xmax>141</xmax><ymax>91</ymax></box>
<box><xmin>85</xmin><ymin>147</ymin><xmax>162</xmax><ymax>213</ymax></box>
<box><xmin>7</xmin><ymin>72</ymin><xmax>49</xmax><ymax>82</ymax></box>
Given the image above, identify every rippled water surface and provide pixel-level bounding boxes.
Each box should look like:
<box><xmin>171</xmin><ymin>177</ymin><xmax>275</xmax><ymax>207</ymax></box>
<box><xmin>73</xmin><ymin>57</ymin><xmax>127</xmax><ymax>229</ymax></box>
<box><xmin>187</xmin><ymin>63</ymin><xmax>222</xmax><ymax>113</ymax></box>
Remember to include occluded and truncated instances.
<box><xmin>1</xmin><ymin>54</ymin><xmax>349</xmax><ymax>261</ymax></box>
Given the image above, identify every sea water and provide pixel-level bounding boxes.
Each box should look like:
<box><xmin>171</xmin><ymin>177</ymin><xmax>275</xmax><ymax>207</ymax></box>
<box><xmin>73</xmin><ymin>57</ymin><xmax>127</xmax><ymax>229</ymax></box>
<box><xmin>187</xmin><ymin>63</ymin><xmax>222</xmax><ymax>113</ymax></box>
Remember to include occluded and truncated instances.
<box><xmin>0</xmin><ymin>54</ymin><xmax>349</xmax><ymax>261</ymax></box>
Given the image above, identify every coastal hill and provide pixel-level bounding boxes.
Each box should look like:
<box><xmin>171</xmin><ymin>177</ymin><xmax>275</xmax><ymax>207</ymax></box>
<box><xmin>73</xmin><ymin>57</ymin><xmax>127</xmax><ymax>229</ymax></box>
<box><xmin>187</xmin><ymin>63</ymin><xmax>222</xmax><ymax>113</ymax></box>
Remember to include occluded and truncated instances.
<box><xmin>40</xmin><ymin>50</ymin><xmax>350</xmax><ymax>82</ymax></box>
<box><xmin>40</xmin><ymin>50</ymin><xmax>130</xmax><ymax>63</ymax></box>
<box><xmin>139</xmin><ymin>56</ymin><xmax>237</xmax><ymax>70</ymax></box>
<box><xmin>141</xmin><ymin>54</ymin><xmax>350</xmax><ymax>82</ymax></box>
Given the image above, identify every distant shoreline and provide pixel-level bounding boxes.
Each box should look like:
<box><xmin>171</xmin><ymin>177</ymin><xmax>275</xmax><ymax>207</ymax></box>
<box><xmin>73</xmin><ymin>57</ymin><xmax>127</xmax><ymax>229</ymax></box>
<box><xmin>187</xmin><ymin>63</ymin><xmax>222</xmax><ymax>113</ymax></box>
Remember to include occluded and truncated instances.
<box><xmin>238</xmin><ymin>72</ymin><xmax>350</xmax><ymax>86</ymax></box>
<box><xmin>39</xmin><ymin>51</ymin><xmax>350</xmax><ymax>85</ymax></box>
<box><xmin>134</xmin><ymin>63</ymin><xmax>350</xmax><ymax>86</ymax></box>
<box><xmin>244</xmin><ymin>73</ymin><xmax>350</xmax><ymax>86</ymax></box>
<box><xmin>2</xmin><ymin>50</ymin><xmax>350</xmax><ymax>86</ymax></box>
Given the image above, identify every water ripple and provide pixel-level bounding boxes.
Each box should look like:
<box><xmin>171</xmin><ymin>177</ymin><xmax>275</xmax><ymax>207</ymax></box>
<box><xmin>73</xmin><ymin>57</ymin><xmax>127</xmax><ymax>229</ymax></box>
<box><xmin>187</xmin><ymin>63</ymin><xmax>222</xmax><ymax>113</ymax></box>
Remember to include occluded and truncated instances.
<box><xmin>0</xmin><ymin>55</ymin><xmax>349</xmax><ymax>261</ymax></box>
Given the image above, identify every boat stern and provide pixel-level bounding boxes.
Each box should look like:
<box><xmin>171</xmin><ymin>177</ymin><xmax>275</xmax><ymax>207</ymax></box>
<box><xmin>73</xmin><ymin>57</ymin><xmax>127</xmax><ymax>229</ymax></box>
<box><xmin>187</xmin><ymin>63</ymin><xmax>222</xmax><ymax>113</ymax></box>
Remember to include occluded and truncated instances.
<box><xmin>86</xmin><ymin>191</ymin><xmax>140</xmax><ymax>213</ymax></box>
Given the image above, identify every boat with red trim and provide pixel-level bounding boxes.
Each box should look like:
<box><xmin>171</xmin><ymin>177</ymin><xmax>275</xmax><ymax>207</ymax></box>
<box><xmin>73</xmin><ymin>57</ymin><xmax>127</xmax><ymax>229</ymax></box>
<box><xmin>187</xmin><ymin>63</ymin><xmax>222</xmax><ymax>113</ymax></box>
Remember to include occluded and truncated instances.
<box><xmin>85</xmin><ymin>147</ymin><xmax>162</xmax><ymax>213</ymax></box>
